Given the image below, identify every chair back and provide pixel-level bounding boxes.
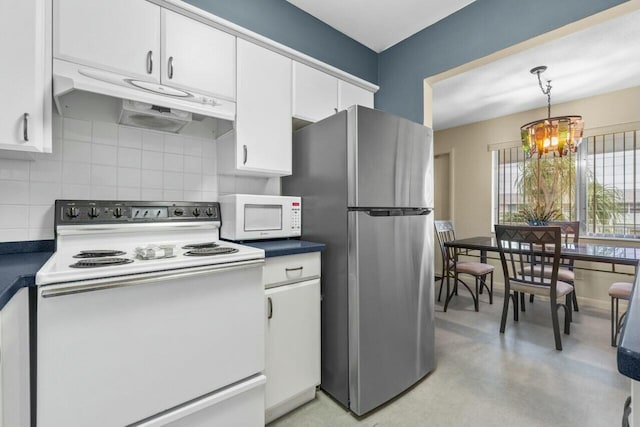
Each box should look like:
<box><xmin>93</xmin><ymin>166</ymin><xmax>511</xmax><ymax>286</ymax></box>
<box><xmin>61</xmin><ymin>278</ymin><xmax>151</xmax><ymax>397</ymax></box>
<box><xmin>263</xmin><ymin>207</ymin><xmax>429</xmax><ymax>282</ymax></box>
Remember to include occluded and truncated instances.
<box><xmin>494</xmin><ymin>225</ymin><xmax>562</xmax><ymax>299</ymax></box>
<box><xmin>434</xmin><ymin>220</ymin><xmax>456</xmax><ymax>262</ymax></box>
<box><xmin>548</xmin><ymin>221</ymin><xmax>579</xmax><ymax>268</ymax></box>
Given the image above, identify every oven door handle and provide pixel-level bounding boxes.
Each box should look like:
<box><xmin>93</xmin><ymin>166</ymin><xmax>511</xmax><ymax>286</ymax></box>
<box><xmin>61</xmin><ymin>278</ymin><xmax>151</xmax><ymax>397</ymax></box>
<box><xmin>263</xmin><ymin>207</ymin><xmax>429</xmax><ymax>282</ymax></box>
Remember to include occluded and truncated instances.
<box><xmin>40</xmin><ymin>259</ymin><xmax>265</xmax><ymax>298</ymax></box>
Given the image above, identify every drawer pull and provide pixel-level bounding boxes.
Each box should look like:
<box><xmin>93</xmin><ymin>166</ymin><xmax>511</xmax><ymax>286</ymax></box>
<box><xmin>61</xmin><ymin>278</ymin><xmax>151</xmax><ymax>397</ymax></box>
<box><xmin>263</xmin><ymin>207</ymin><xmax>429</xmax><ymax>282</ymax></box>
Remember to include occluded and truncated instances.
<box><xmin>267</xmin><ymin>297</ymin><xmax>273</xmax><ymax>319</ymax></box>
<box><xmin>285</xmin><ymin>266</ymin><xmax>303</xmax><ymax>273</ymax></box>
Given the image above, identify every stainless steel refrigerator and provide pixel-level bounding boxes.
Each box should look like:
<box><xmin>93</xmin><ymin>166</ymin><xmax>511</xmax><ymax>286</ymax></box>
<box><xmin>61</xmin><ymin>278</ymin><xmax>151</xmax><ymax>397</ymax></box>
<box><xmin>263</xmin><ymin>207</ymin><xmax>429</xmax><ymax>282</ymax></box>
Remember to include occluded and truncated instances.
<box><xmin>282</xmin><ymin>105</ymin><xmax>435</xmax><ymax>416</ymax></box>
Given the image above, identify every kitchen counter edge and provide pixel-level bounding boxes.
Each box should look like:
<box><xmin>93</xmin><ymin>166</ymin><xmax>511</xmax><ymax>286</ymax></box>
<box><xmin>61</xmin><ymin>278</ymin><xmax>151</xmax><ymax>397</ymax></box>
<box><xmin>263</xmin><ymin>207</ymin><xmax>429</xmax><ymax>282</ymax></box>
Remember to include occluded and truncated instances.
<box><xmin>241</xmin><ymin>240</ymin><xmax>325</xmax><ymax>258</ymax></box>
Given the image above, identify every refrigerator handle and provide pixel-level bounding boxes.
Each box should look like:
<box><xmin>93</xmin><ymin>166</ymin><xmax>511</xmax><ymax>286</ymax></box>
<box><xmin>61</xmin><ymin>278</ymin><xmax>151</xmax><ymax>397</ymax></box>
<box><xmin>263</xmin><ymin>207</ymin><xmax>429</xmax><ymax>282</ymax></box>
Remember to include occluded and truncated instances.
<box><xmin>365</xmin><ymin>208</ymin><xmax>432</xmax><ymax>217</ymax></box>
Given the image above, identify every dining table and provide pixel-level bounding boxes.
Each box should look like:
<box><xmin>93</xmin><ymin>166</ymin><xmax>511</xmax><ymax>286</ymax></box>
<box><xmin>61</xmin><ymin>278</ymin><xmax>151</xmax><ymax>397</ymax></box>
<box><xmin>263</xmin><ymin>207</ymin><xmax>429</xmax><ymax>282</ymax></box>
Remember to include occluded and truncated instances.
<box><xmin>444</xmin><ymin>235</ymin><xmax>640</xmax><ymax>387</ymax></box>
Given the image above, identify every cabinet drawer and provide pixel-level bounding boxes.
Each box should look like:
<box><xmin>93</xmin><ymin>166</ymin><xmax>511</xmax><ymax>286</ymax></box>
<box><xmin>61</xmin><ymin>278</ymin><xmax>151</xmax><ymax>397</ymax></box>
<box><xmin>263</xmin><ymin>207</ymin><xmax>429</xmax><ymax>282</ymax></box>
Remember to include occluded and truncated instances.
<box><xmin>264</xmin><ymin>253</ymin><xmax>320</xmax><ymax>287</ymax></box>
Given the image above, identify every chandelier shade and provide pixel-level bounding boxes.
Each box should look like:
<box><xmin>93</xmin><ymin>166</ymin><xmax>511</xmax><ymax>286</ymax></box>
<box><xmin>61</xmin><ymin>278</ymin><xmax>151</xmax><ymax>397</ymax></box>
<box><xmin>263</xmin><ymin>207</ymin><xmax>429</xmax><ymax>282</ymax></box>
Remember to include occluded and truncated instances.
<box><xmin>521</xmin><ymin>66</ymin><xmax>584</xmax><ymax>158</ymax></box>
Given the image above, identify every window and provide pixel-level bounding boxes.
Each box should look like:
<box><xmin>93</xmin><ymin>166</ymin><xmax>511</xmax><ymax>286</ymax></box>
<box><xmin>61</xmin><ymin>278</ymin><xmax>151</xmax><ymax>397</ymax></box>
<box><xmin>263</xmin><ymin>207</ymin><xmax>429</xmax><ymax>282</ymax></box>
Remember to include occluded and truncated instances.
<box><xmin>494</xmin><ymin>129</ymin><xmax>640</xmax><ymax>238</ymax></box>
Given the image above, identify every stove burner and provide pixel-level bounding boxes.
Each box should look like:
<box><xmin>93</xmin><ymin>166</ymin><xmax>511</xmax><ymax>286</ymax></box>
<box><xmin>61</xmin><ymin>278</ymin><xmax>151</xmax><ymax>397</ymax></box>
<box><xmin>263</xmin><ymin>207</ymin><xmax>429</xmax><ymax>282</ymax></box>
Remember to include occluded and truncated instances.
<box><xmin>182</xmin><ymin>242</ymin><xmax>220</xmax><ymax>250</ymax></box>
<box><xmin>69</xmin><ymin>257</ymin><xmax>134</xmax><ymax>268</ymax></box>
<box><xmin>73</xmin><ymin>250</ymin><xmax>126</xmax><ymax>258</ymax></box>
<box><xmin>184</xmin><ymin>247</ymin><xmax>239</xmax><ymax>256</ymax></box>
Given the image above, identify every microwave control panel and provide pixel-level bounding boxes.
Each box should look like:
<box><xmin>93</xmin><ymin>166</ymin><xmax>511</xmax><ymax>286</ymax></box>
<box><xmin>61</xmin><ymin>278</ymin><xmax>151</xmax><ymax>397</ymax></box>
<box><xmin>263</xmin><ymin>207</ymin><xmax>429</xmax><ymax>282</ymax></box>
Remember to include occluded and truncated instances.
<box><xmin>291</xmin><ymin>200</ymin><xmax>301</xmax><ymax>232</ymax></box>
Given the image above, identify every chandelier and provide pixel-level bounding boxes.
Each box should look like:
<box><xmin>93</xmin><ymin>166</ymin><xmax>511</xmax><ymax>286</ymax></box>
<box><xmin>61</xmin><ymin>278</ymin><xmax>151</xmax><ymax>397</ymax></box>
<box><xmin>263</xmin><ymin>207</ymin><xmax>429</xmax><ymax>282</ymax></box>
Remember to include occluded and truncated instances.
<box><xmin>520</xmin><ymin>66</ymin><xmax>584</xmax><ymax>158</ymax></box>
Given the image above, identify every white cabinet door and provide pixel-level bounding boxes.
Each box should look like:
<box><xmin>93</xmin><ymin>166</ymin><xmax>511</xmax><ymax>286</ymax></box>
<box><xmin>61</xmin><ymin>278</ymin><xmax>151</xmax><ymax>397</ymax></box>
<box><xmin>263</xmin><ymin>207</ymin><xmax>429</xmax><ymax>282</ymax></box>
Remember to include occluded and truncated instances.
<box><xmin>236</xmin><ymin>39</ymin><xmax>292</xmax><ymax>176</ymax></box>
<box><xmin>292</xmin><ymin>62</ymin><xmax>338</xmax><ymax>122</ymax></box>
<box><xmin>338</xmin><ymin>80</ymin><xmax>374</xmax><ymax>111</ymax></box>
<box><xmin>0</xmin><ymin>0</ymin><xmax>51</xmax><ymax>153</ymax></box>
<box><xmin>265</xmin><ymin>279</ymin><xmax>321</xmax><ymax>410</ymax></box>
<box><xmin>161</xmin><ymin>9</ymin><xmax>235</xmax><ymax>100</ymax></box>
<box><xmin>54</xmin><ymin>0</ymin><xmax>161</xmax><ymax>80</ymax></box>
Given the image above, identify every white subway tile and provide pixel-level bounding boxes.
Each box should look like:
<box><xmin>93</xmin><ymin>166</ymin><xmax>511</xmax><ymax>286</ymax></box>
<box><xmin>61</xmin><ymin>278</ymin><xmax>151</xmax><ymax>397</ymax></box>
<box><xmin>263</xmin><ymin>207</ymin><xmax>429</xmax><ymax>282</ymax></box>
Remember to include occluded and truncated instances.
<box><xmin>184</xmin><ymin>156</ymin><xmax>202</xmax><ymax>174</ymax></box>
<box><xmin>0</xmin><ymin>205</ymin><xmax>29</xmax><ymax>228</ymax></box>
<box><xmin>92</xmin><ymin>144</ymin><xmax>118</xmax><ymax>166</ymax></box>
<box><xmin>118</xmin><ymin>126</ymin><xmax>142</xmax><ymax>149</ymax></box>
<box><xmin>29</xmin><ymin>182</ymin><xmax>61</xmax><ymax>205</ymax></box>
<box><xmin>163</xmin><ymin>189</ymin><xmax>183</xmax><ymax>201</ymax></box>
<box><xmin>28</xmin><ymin>228</ymin><xmax>54</xmax><ymax>241</ymax></box>
<box><xmin>202</xmin><ymin>191</ymin><xmax>218</xmax><ymax>202</ymax></box>
<box><xmin>142</xmin><ymin>150</ymin><xmax>163</xmax><ymax>171</ymax></box>
<box><xmin>63</xmin><ymin>117</ymin><xmax>92</xmax><ymax>142</ymax></box>
<box><xmin>29</xmin><ymin>205</ymin><xmax>54</xmax><ymax>230</ymax></box>
<box><xmin>93</xmin><ymin>121</ymin><xmax>118</xmax><ymax>146</ymax></box>
<box><xmin>62</xmin><ymin>162</ymin><xmax>91</xmax><ymax>184</ymax></box>
<box><xmin>0</xmin><ymin>181</ymin><xmax>29</xmax><ymax>205</ymax></box>
<box><xmin>117</xmin><ymin>167</ymin><xmax>141</xmax><ymax>187</ymax></box>
<box><xmin>0</xmin><ymin>159</ymin><xmax>30</xmax><ymax>181</ymax></box>
<box><xmin>141</xmin><ymin>170</ymin><xmax>163</xmax><ymax>189</ymax></box>
<box><xmin>91</xmin><ymin>165</ymin><xmax>117</xmax><ymax>187</ymax></box>
<box><xmin>202</xmin><ymin>174</ymin><xmax>217</xmax><ymax>192</ymax></box>
<box><xmin>52</xmin><ymin>114</ymin><xmax>63</xmax><ymax>139</ymax></box>
<box><xmin>142</xmin><ymin>131</ymin><xmax>164</xmax><ymax>152</ymax></box>
<box><xmin>183</xmin><ymin>173</ymin><xmax>202</xmax><ymax>191</ymax></box>
<box><xmin>90</xmin><ymin>185</ymin><xmax>117</xmax><ymax>200</ymax></box>
<box><xmin>163</xmin><ymin>153</ymin><xmax>183</xmax><ymax>172</ymax></box>
<box><xmin>0</xmin><ymin>228</ymin><xmax>29</xmax><ymax>243</ymax></box>
<box><xmin>30</xmin><ymin>160</ymin><xmax>62</xmax><ymax>183</ymax></box>
<box><xmin>118</xmin><ymin>147</ymin><xmax>142</xmax><ymax>168</ymax></box>
<box><xmin>163</xmin><ymin>172</ymin><xmax>183</xmax><ymax>190</ymax></box>
<box><xmin>62</xmin><ymin>184</ymin><xmax>90</xmax><ymax>199</ymax></box>
<box><xmin>183</xmin><ymin>191</ymin><xmax>203</xmax><ymax>202</ymax></box>
<box><xmin>201</xmin><ymin>156</ymin><xmax>216</xmax><ymax>176</ymax></box>
<box><xmin>202</xmin><ymin>141</ymin><xmax>216</xmax><ymax>159</ymax></box>
<box><xmin>217</xmin><ymin>175</ymin><xmax>235</xmax><ymax>194</ymax></box>
<box><xmin>117</xmin><ymin>187</ymin><xmax>141</xmax><ymax>200</ymax></box>
<box><xmin>63</xmin><ymin>140</ymin><xmax>91</xmax><ymax>163</ymax></box>
<box><xmin>164</xmin><ymin>134</ymin><xmax>184</xmax><ymax>154</ymax></box>
<box><xmin>183</xmin><ymin>138</ymin><xmax>203</xmax><ymax>157</ymax></box>
<box><xmin>141</xmin><ymin>188</ymin><xmax>163</xmax><ymax>200</ymax></box>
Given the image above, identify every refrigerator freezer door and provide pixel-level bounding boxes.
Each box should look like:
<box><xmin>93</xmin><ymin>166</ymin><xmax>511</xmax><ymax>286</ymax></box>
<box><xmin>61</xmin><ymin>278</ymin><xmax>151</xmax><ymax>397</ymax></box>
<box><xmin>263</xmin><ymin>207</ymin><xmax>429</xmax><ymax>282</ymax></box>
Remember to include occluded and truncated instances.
<box><xmin>347</xmin><ymin>210</ymin><xmax>435</xmax><ymax>415</ymax></box>
<box><xmin>348</xmin><ymin>106</ymin><xmax>433</xmax><ymax>208</ymax></box>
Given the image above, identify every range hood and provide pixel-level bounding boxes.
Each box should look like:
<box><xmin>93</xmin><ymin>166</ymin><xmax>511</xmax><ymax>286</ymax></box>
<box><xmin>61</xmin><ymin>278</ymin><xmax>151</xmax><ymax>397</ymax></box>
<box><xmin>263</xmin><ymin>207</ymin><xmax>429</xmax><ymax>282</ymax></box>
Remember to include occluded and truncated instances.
<box><xmin>53</xmin><ymin>59</ymin><xmax>236</xmax><ymax>131</ymax></box>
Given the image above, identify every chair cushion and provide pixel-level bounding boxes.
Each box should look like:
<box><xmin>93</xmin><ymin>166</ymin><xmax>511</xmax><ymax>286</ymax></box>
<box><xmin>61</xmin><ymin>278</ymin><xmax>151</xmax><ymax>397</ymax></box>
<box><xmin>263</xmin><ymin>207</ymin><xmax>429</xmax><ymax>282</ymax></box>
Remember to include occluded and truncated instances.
<box><xmin>455</xmin><ymin>262</ymin><xmax>494</xmax><ymax>276</ymax></box>
<box><xmin>510</xmin><ymin>277</ymin><xmax>574</xmax><ymax>298</ymax></box>
<box><xmin>521</xmin><ymin>265</ymin><xmax>575</xmax><ymax>282</ymax></box>
<box><xmin>608</xmin><ymin>282</ymin><xmax>633</xmax><ymax>300</ymax></box>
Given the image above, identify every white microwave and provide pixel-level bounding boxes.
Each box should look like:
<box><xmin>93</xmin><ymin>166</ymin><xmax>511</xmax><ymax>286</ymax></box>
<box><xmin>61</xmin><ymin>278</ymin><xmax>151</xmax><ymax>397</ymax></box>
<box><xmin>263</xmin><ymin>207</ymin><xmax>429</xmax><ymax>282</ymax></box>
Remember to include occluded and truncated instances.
<box><xmin>219</xmin><ymin>194</ymin><xmax>302</xmax><ymax>241</ymax></box>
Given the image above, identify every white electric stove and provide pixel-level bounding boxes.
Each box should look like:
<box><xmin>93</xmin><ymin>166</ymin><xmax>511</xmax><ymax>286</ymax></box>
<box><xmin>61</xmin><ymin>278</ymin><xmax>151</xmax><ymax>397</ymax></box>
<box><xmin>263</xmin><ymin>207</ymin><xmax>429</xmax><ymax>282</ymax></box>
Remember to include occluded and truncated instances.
<box><xmin>36</xmin><ymin>200</ymin><xmax>267</xmax><ymax>427</ymax></box>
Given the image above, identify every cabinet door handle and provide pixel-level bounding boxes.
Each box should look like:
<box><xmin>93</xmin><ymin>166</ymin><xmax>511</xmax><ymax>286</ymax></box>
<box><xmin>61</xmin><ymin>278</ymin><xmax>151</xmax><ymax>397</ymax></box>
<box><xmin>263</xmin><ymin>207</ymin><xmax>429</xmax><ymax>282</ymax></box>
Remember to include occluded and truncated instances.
<box><xmin>285</xmin><ymin>266</ymin><xmax>303</xmax><ymax>273</ymax></box>
<box><xmin>168</xmin><ymin>56</ymin><xmax>174</xmax><ymax>79</ymax></box>
<box><xmin>146</xmin><ymin>50</ymin><xmax>153</xmax><ymax>74</ymax></box>
<box><xmin>243</xmin><ymin>145</ymin><xmax>248</xmax><ymax>165</ymax></box>
<box><xmin>622</xmin><ymin>396</ymin><xmax>632</xmax><ymax>427</ymax></box>
<box><xmin>267</xmin><ymin>297</ymin><xmax>273</xmax><ymax>319</ymax></box>
<box><xmin>334</xmin><ymin>107</ymin><xmax>338</xmax><ymax>113</ymax></box>
<box><xmin>23</xmin><ymin>113</ymin><xmax>29</xmax><ymax>142</ymax></box>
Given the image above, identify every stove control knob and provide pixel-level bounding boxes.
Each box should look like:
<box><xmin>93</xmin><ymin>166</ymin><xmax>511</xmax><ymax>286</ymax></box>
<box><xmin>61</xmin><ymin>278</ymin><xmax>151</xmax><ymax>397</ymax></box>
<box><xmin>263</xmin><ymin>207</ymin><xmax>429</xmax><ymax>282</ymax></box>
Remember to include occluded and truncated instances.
<box><xmin>192</xmin><ymin>208</ymin><xmax>201</xmax><ymax>217</ymax></box>
<box><xmin>88</xmin><ymin>207</ymin><xmax>100</xmax><ymax>218</ymax></box>
<box><xmin>174</xmin><ymin>208</ymin><xmax>184</xmax><ymax>216</ymax></box>
<box><xmin>205</xmin><ymin>207</ymin><xmax>214</xmax><ymax>217</ymax></box>
<box><xmin>113</xmin><ymin>207</ymin><xmax>123</xmax><ymax>218</ymax></box>
<box><xmin>66</xmin><ymin>207</ymin><xmax>79</xmax><ymax>218</ymax></box>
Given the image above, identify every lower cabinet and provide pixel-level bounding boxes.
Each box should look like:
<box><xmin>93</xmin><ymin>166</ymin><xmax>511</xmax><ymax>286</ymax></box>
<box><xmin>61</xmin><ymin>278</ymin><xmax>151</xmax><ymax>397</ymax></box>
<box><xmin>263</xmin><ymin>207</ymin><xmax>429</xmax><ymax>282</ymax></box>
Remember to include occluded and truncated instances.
<box><xmin>264</xmin><ymin>253</ymin><xmax>321</xmax><ymax>423</ymax></box>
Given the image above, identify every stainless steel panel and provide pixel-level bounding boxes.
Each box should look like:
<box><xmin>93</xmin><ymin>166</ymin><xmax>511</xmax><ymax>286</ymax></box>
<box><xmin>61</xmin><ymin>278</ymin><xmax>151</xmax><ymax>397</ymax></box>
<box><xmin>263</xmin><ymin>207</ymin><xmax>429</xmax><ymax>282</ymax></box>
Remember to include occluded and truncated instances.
<box><xmin>348</xmin><ymin>211</ymin><xmax>434</xmax><ymax>415</ymax></box>
<box><xmin>282</xmin><ymin>112</ymin><xmax>351</xmax><ymax>407</ymax></box>
<box><xmin>348</xmin><ymin>106</ymin><xmax>433</xmax><ymax>208</ymax></box>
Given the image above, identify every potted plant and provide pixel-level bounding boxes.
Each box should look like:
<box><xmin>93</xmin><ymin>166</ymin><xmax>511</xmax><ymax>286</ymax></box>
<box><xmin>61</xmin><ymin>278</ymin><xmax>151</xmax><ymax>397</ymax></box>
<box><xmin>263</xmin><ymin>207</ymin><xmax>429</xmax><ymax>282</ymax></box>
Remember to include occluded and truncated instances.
<box><xmin>520</xmin><ymin>201</ymin><xmax>561</xmax><ymax>226</ymax></box>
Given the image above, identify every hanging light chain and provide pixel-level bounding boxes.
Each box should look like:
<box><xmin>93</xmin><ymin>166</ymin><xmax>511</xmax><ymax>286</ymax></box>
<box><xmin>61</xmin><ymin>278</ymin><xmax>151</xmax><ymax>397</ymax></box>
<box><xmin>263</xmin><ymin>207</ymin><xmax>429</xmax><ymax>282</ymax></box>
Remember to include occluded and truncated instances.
<box><xmin>534</xmin><ymin>68</ymin><xmax>552</xmax><ymax>118</ymax></box>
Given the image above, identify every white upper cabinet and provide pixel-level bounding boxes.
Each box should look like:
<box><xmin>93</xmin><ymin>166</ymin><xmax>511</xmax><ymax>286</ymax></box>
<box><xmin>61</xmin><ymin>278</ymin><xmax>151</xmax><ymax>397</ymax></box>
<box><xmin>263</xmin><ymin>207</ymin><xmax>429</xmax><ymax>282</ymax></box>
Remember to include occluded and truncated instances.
<box><xmin>54</xmin><ymin>0</ymin><xmax>161</xmax><ymax>81</ymax></box>
<box><xmin>234</xmin><ymin>39</ymin><xmax>292</xmax><ymax>176</ymax></box>
<box><xmin>0</xmin><ymin>0</ymin><xmax>51</xmax><ymax>153</ymax></box>
<box><xmin>338</xmin><ymin>79</ymin><xmax>374</xmax><ymax>111</ymax></box>
<box><xmin>161</xmin><ymin>9</ymin><xmax>235</xmax><ymax>100</ymax></box>
<box><xmin>292</xmin><ymin>62</ymin><xmax>338</xmax><ymax>122</ymax></box>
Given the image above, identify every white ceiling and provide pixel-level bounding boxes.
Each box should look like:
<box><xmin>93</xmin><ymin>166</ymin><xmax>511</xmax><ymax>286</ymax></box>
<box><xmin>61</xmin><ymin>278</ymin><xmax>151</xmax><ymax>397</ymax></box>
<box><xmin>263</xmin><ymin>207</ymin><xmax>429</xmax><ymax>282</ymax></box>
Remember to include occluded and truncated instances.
<box><xmin>286</xmin><ymin>0</ymin><xmax>476</xmax><ymax>52</ymax></box>
<box><xmin>432</xmin><ymin>9</ymin><xmax>640</xmax><ymax>130</ymax></box>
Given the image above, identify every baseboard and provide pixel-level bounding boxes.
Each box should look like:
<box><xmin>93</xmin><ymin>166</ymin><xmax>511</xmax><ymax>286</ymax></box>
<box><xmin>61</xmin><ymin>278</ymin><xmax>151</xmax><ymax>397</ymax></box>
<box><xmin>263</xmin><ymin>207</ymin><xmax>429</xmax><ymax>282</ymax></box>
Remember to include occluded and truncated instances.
<box><xmin>265</xmin><ymin>387</ymin><xmax>317</xmax><ymax>424</ymax></box>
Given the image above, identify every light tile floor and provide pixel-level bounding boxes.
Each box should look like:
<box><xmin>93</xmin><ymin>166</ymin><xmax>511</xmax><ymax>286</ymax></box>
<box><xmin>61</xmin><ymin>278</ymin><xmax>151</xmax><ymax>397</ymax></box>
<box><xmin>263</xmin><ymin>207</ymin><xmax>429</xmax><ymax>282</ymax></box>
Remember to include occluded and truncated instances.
<box><xmin>269</xmin><ymin>289</ymin><xmax>627</xmax><ymax>427</ymax></box>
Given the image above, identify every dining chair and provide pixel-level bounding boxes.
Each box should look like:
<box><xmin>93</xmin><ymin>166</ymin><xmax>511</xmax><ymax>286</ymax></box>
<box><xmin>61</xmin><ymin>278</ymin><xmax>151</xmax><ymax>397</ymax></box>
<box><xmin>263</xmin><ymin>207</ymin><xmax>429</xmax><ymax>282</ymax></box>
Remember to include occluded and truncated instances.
<box><xmin>525</xmin><ymin>221</ymin><xmax>580</xmax><ymax>312</ymax></box>
<box><xmin>434</xmin><ymin>220</ymin><xmax>494</xmax><ymax>312</ymax></box>
<box><xmin>609</xmin><ymin>282</ymin><xmax>633</xmax><ymax>347</ymax></box>
<box><xmin>494</xmin><ymin>224</ymin><xmax>574</xmax><ymax>351</ymax></box>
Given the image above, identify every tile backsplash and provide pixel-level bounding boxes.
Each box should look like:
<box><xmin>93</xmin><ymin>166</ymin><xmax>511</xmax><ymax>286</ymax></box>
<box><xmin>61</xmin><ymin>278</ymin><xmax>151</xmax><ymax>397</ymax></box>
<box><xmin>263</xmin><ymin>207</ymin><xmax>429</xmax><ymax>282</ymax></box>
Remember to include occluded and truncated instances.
<box><xmin>0</xmin><ymin>115</ymin><xmax>279</xmax><ymax>242</ymax></box>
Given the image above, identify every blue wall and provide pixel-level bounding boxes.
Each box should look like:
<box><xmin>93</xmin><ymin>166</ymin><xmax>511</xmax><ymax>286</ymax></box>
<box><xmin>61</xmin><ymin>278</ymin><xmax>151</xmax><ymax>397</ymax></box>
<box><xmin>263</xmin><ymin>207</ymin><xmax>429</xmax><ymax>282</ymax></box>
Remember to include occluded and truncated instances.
<box><xmin>377</xmin><ymin>0</ymin><xmax>629</xmax><ymax>124</ymax></box>
<box><xmin>184</xmin><ymin>0</ymin><xmax>378</xmax><ymax>84</ymax></box>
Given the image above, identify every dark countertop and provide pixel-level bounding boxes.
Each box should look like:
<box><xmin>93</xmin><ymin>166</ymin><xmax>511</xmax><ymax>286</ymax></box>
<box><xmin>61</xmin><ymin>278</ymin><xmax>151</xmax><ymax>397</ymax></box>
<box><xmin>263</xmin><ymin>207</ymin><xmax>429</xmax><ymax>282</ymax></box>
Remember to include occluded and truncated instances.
<box><xmin>0</xmin><ymin>251</ymin><xmax>52</xmax><ymax>310</ymax></box>
<box><xmin>618</xmin><ymin>269</ymin><xmax>640</xmax><ymax>381</ymax></box>
<box><xmin>242</xmin><ymin>239</ymin><xmax>325</xmax><ymax>258</ymax></box>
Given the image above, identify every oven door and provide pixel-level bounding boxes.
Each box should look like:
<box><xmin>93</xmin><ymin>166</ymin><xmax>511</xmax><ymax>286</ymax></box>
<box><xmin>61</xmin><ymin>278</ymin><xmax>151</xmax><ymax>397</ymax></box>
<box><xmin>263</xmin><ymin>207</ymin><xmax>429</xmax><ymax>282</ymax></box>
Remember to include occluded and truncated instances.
<box><xmin>37</xmin><ymin>260</ymin><xmax>264</xmax><ymax>427</ymax></box>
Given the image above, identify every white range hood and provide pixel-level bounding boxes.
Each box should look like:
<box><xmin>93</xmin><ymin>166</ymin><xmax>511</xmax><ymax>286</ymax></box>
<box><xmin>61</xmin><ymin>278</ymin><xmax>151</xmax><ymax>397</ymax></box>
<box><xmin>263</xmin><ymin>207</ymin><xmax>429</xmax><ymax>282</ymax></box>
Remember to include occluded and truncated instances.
<box><xmin>53</xmin><ymin>59</ymin><xmax>236</xmax><ymax>127</ymax></box>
